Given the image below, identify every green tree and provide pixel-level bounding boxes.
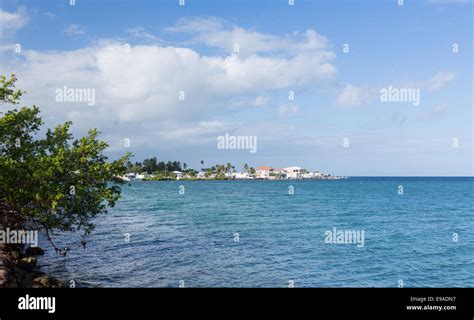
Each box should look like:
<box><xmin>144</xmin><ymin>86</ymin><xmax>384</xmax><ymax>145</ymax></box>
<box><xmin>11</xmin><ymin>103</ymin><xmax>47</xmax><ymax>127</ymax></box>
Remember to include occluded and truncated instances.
<box><xmin>125</xmin><ymin>160</ymin><xmax>134</xmax><ymax>172</ymax></box>
<box><xmin>0</xmin><ymin>74</ymin><xmax>23</xmax><ymax>105</ymax></box>
<box><xmin>131</xmin><ymin>162</ymin><xmax>143</xmax><ymax>174</ymax></box>
<box><xmin>143</xmin><ymin>157</ymin><xmax>158</xmax><ymax>174</ymax></box>
<box><xmin>0</xmin><ymin>74</ymin><xmax>131</xmax><ymax>252</ymax></box>
<box><xmin>215</xmin><ymin>164</ymin><xmax>227</xmax><ymax>179</ymax></box>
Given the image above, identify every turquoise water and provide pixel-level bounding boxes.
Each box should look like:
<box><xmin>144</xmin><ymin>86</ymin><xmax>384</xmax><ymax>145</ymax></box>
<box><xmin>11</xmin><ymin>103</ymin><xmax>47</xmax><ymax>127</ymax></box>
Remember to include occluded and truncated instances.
<box><xmin>38</xmin><ymin>177</ymin><xmax>473</xmax><ymax>287</ymax></box>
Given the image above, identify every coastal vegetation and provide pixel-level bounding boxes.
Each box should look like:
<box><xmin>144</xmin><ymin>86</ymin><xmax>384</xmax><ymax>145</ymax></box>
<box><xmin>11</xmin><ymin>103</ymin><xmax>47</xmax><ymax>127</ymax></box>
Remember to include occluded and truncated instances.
<box><xmin>121</xmin><ymin>160</ymin><xmax>341</xmax><ymax>181</ymax></box>
<box><xmin>0</xmin><ymin>74</ymin><xmax>130</xmax><ymax>257</ymax></box>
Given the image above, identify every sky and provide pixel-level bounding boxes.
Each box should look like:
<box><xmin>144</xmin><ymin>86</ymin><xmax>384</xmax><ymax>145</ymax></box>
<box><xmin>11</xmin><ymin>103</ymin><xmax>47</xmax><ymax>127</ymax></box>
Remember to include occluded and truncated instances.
<box><xmin>0</xmin><ymin>0</ymin><xmax>472</xmax><ymax>176</ymax></box>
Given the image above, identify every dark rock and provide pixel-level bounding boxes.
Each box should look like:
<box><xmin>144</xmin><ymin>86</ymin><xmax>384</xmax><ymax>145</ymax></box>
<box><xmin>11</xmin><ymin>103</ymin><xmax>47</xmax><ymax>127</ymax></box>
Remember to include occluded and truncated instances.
<box><xmin>16</xmin><ymin>257</ymin><xmax>37</xmax><ymax>271</ymax></box>
<box><xmin>4</xmin><ymin>244</ymin><xmax>23</xmax><ymax>252</ymax></box>
<box><xmin>25</xmin><ymin>247</ymin><xmax>44</xmax><ymax>256</ymax></box>
<box><xmin>0</xmin><ymin>268</ymin><xmax>10</xmax><ymax>287</ymax></box>
<box><xmin>13</xmin><ymin>266</ymin><xmax>28</xmax><ymax>278</ymax></box>
<box><xmin>9</xmin><ymin>251</ymin><xmax>19</xmax><ymax>260</ymax></box>
<box><xmin>33</xmin><ymin>276</ymin><xmax>51</xmax><ymax>287</ymax></box>
<box><xmin>32</xmin><ymin>275</ymin><xmax>65</xmax><ymax>288</ymax></box>
<box><xmin>0</xmin><ymin>257</ymin><xmax>12</xmax><ymax>269</ymax></box>
<box><xmin>13</xmin><ymin>267</ymin><xmax>34</xmax><ymax>286</ymax></box>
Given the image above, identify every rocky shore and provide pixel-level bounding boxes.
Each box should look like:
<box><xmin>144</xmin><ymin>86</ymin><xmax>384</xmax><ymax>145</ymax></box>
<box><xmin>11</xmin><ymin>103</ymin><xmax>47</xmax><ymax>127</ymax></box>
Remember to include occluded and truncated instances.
<box><xmin>0</xmin><ymin>243</ymin><xmax>64</xmax><ymax>288</ymax></box>
<box><xmin>0</xmin><ymin>202</ymin><xmax>64</xmax><ymax>288</ymax></box>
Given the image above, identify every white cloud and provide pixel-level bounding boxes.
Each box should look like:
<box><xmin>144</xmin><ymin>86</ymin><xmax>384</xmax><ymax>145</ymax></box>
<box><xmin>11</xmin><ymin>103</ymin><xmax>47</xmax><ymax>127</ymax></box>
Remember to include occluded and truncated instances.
<box><xmin>167</xmin><ymin>17</ymin><xmax>333</xmax><ymax>58</ymax></box>
<box><xmin>336</xmin><ymin>85</ymin><xmax>372</xmax><ymax>107</ymax></box>
<box><xmin>1</xmin><ymin>15</ymin><xmax>336</xmax><ymax>128</ymax></box>
<box><xmin>417</xmin><ymin>104</ymin><xmax>449</xmax><ymax>121</ymax></box>
<box><xmin>251</xmin><ymin>96</ymin><xmax>268</xmax><ymax>107</ymax></box>
<box><xmin>0</xmin><ymin>43</ymin><xmax>16</xmax><ymax>53</ymax></box>
<box><xmin>5</xmin><ymin>28</ymin><xmax>335</xmax><ymax>123</ymax></box>
<box><xmin>0</xmin><ymin>17</ymin><xmax>336</xmax><ymax>153</ymax></box>
<box><xmin>44</xmin><ymin>12</ymin><xmax>56</xmax><ymax>19</ymax></box>
<box><xmin>126</xmin><ymin>26</ymin><xmax>162</xmax><ymax>43</ymax></box>
<box><xmin>160</xmin><ymin>121</ymin><xmax>236</xmax><ymax>143</ymax></box>
<box><xmin>279</xmin><ymin>105</ymin><xmax>300</xmax><ymax>116</ymax></box>
<box><xmin>0</xmin><ymin>7</ymin><xmax>28</xmax><ymax>38</ymax></box>
<box><xmin>335</xmin><ymin>71</ymin><xmax>456</xmax><ymax>108</ymax></box>
<box><xmin>63</xmin><ymin>24</ymin><xmax>86</xmax><ymax>36</ymax></box>
<box><xmin>165</xmin><ymin>16</ymin><xmax>227</xmax><ymax>34</ymax></box>
<box><xmin>232</xmin><ymin>96</ymin><xmax>269</xmax><ymax>108</ymax></box>
<box><xmin>394</xmin><ymin>71</ymin><xmax>456</xmax><ymax>91</ymax></box>
<box><xmin>424</xmin><ymin>71</ymin><xmax>455</xmax><ymax>90</ymax></box>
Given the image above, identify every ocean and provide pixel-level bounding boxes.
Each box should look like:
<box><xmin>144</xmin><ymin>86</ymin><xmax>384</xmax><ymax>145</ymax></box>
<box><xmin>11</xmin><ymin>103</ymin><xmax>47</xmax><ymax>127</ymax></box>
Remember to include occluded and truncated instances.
<box><xmin>38</xmin><ymin>177</ymin><xmax>473</xmax><ymax>287</ymax></box>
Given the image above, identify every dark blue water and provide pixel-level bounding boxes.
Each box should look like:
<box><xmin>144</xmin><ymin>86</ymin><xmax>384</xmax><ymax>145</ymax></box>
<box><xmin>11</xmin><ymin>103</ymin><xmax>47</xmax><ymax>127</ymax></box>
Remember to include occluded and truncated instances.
<box><xmin>38</xmin><ymin>177</ymin><xmax>473</xmax><ymax>287</ymax></box>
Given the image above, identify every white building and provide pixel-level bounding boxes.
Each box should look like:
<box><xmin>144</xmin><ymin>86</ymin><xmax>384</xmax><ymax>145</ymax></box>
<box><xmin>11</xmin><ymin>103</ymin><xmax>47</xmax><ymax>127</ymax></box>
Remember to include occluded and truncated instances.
<box><xmin>256</xmin><ymin>166</ymin><xmax>273</xmax><ymax>179</ymax></box>
<box><xmin>124</xmin><ymin>173</ymin><xmax>137</xmax><ymax>181</ymax></box>
<box><xmin>136</xmin><ymin>173</ymin><xmax>146</xmax><ymax>180</ymax></box>
<box><xmin>197</xmin><ymin>171</ymin><xmax>206</xmax><ymax>179</ymax></box>
<box><xmin>173</xmin><ymin>171</ymin><xmax>184</xmax><ymax>180</ymax></box>
<box><xmin>233</xmin><ymin>172</ymin><xmax>250</xmax><ymax>179</ymax></box>
<box><xmin>302</xmin><ymin>172</ymin><xmax>315</xmax><ymax>179</ymax></box>
<box><xmin>284</xmin><ymin>166</ymin><xmax>302</xmax><ymax>179</ymax></box>
<box><xmin>272</xmin><ymin>168</ymin><xmax>287</xmax><ymax>179</ymax></box>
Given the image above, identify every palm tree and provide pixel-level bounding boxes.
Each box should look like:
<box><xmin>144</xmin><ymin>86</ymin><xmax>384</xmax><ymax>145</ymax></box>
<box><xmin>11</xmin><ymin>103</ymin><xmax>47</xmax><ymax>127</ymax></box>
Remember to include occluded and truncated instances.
<box><xmin>243</xmin><ymin>163</ymin><xmax>249</xmax><ymax>173</ymax></box>
<box><xmin>200</xmin><ymin>160</ymin><xmax>204</xmax><ymax>171</ymax></box>
<box><xmin>183</xmin><ymin>163</ymin><xmax>187</xmax><ymax>172</ymax></box>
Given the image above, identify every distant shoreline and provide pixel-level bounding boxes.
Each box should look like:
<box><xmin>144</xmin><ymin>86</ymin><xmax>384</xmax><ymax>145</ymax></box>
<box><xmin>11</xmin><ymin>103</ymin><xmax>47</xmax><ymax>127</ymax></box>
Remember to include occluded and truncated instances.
<box><xmin>120</xmin><ymin>176</ymin><xmax>349</xmax><ymax>182</ymax></box>
<box><xmin>119</xmin><ymin>176</ymin><xmax>474</xmax><ymax>182</ymax></box>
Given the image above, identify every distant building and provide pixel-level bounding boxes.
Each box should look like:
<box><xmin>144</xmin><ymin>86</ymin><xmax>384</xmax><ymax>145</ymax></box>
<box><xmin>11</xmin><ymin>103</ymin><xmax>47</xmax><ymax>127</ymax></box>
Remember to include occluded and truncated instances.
<box><xmin>233</xmin><ymin>172</ymin><xmax>249</xmax><ymax>179</ymax></box>
<box><xmin>233</xmin><ymin>172</ymin><xmax>253</xmax><ymax>180</ymax></box>
<box><xmin>284</xmin><ymin>166</ymin><xmax>302</xmax><ymax>179</ymax></box>
<box><xmin>136</xmin><ymin>173</ymin><xmax>146</xmax><ymax>180</ymax></box>
<box><xmin>272</xmin><ymin>168</ymin><xmax>287</xmax><ymax>179</ymax></box>
<box><xmin>173</xmin><ymin>171</ymin><xmax>184</xmax><ymax>180</ymax></box>
<box><xmin>197</xmin><ymin>171</ymin><xmax>206</xmax><ymax>179</ymax></box>
<box><xmin>122</xmin><ymin>165</ymin><xmax>337</xmax><ymax>181</ymax></box>
<box><xmin>256</xmin><ymin>166</ymin><xmax>273</xmax><ymax>179</ymax></box>
<box><xmin>121</xmin><ymin>173</ymin><xmax>136</xmax><ymax>181</ymax></box>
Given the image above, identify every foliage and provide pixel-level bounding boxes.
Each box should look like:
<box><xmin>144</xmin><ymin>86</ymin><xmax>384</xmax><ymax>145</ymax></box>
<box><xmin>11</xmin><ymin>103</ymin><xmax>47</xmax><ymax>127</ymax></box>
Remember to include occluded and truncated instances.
<box><xmin>0</xmin><ymin>74</ymin><xmax>131</xmax><ymax>250</ymax></box>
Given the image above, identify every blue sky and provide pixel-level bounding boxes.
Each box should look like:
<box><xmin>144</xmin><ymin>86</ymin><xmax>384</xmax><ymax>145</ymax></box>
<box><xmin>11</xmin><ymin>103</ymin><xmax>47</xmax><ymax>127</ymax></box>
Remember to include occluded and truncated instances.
<box><xmin>1</xmin><ymin>0</ymin><xmax>472</xmax><ymax>175</ymax></box>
